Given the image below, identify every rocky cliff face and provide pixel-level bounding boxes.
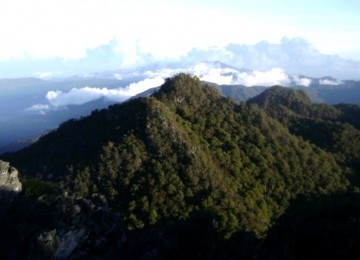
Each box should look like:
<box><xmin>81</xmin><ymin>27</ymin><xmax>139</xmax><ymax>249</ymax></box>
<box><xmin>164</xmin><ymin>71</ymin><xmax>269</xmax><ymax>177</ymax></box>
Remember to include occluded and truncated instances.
<box><xmin>0</xmin><ymin>160</ymin><xmax>22</xmax><ymax>197</ymax></box>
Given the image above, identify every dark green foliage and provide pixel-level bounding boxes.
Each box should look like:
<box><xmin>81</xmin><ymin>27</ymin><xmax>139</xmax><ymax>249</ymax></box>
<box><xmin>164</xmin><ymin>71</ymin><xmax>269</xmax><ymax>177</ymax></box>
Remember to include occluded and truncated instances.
<box><xmin>249</xmin><ymin>86</ymin><xmax>360</xmax><ymax>189</ymax></box>
<box><xmin>22</xmin><ymin>177</ymin><xmax>58</xmax><ymax>198</ymax></box>
<box><xmin>247</xmin><ymin>86</ymin><xmax>341</xmax><ymax>122</ymax></box>
<box><xmin>335</xmin><ymin>103</ymin><xmax>360</xmax><ymax>129</ymax></box>
<box><xmin>264</xmin><ymin>192</ymin><xmax>360</xmax><ymax>259</ymax></box>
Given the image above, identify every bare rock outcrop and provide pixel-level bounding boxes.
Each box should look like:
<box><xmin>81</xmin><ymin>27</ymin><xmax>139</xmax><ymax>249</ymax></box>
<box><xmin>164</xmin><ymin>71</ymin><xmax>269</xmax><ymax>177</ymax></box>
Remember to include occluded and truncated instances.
<box><xmin>0</xmin><ymin>160</ymin><xmax>22</xmax><ymax>197</ymax></box>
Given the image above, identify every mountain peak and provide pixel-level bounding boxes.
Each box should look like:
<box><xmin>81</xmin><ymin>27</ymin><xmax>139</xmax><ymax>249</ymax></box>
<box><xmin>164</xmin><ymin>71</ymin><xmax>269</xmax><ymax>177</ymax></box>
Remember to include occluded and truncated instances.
<box><xmin>248</xmin><ymin>85</ymin><xmax>311</xmax><ymax>111</ymax></box>
<box><xmin>155</xmin><ymin>73</ymin><xmax>203</xmax><ymax>97</ymax></box>
<box><xmin>153</xmin><ymin>73</ymin><xmax>221</xmax><ymax>111</ymax></box>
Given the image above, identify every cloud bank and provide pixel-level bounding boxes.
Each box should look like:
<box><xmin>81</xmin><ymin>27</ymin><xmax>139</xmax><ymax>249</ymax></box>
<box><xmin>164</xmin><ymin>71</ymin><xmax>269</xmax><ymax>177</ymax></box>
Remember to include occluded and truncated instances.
<box><xmin>184</xmin><ymin>38</ymin><xmax>360</xmax><ymax>80</ymax></box>
<box><xmin>1</xmin><ymin>37</ymin><xmax>360</xmax><ymax>80</ymax></box>
<box><xmin>25</xmin><ymin>104</ymin><xmax>50</xmax><ymax>114</ymax></box>
<box><xmin>319</xmin><ymin>78</ymin><xmax>342</xmax><ymax>86</ymax></box>
<box><xmin>46</xmin><ymin>76</ymin><xmax>165</xmax><ymax>107</ymax></box>
<box><xmin>192</xmin><ymin>63</ymin><xmax>291</xmax><ymax>86</ymax></box>
<box><xmin>292</xmin><ymin>76</ymin><xmax>312</xmax><ymax>87</ymax></box>
<box><xmin>41</xmin><ymin>62</ymin><xmax>316</xmax><ymax>110</ymax></box>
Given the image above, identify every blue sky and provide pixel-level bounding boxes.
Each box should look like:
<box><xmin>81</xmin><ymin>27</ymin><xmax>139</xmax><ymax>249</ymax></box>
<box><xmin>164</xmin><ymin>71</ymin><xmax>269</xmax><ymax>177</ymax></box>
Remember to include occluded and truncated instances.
<box><xmin>0</xmin><ymin>0</ymin><xmax>359</xmax><ymax>78</ymax></box>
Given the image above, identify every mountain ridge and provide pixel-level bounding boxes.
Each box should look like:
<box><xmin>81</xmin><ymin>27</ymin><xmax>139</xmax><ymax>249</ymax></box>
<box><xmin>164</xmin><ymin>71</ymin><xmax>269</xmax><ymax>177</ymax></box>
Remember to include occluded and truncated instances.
<box><xmin>1</xmin><ymin>68</ymin><xmax>359</xmax><ymax>155</ymax></box>
<box><xmin>1</xmin><ymin>73</ymin><xmax>359</xmax><ymax>258</ymax></box>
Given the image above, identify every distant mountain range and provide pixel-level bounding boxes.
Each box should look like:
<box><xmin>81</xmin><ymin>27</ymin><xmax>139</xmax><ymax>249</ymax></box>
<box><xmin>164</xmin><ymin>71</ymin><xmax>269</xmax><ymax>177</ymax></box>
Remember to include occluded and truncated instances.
<box><xmin>0</xmin><ymin>61</ymin><xmax>359</xmax><ymax>154</ymax></box>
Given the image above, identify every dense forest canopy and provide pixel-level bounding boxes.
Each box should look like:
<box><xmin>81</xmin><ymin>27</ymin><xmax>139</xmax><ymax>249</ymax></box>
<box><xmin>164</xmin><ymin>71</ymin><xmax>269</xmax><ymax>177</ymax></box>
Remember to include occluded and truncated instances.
<box><xmin>1</xmin><ymin>73</ymin><xmax>360</xmax><ymax>258</ymax></box>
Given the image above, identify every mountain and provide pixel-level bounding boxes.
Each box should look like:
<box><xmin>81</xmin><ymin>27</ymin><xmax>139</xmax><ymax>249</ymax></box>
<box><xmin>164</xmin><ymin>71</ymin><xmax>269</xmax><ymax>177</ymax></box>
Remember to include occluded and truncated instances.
<box><xmin>1</xmin><ymin>63</ymin><xmax>359</xmax><ymax>156</ymax></box>
<box><xmin>248</xmin><ymin>86</ymin><xmax>360</xmax><ymax>186</ymax></box>
<box><xmin>0</xmin><ymin>77</ymin><xmax>139</xmax><ymax>153</ymax></box>
<box><xmin>2</xmin><ymin>74</ymin><xmax>360</xmax><ymax>258</ymax></box>
<box><xmin>0</xmin><ymin>136</ymin><xmax>41</xmax><ymax>155</ymax></box>
<box><xmin>308</xmin><ymin>80</ymin><xmax>360</xmax><ymax>104</ymax></box>
<box><xmin>0</xmin><ymin>97</ymin><xmax>116</xmax><ymax>155</ymax></box>
<box><xmin>1</xmin><ymin>39</ymin><xmax>359</xmax><ymax>154</ymax></box>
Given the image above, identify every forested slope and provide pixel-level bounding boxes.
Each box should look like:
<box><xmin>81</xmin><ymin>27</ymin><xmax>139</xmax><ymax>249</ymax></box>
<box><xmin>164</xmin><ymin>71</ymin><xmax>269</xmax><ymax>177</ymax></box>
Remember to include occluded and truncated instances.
<box><xmin>248</xmin><ymin>86</ymin><xmax>360</xmax><ymax>188</ymax></box>
<box><xmin>1</xmin><ymin>74</ymin><xmax>358</xmax><ymax>258</ymax></box>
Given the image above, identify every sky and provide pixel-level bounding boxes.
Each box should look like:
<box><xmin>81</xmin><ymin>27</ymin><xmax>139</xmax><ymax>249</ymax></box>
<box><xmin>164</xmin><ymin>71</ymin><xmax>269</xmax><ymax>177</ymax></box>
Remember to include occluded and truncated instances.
<box><xmin>1</xmin><ymin>0</ymin><xmax>360</xmax><ymax>78</ymax></box>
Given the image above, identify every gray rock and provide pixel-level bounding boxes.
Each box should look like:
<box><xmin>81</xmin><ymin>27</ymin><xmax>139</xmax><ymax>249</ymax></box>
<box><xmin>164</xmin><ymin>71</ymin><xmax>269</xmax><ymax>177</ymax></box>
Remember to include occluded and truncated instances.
<box><xmin>35</xmin><ymin>228</ymin><xmax>86</xmax><ymax>259</ymax></box>
<box><xmin>36</xmin><ymin>229</ymin><xmax>59</xmax><ymax>259</ymax></box>
<box><xmin>55</xmin><ymin>229</ymin><xmax>85</xmax><ymax>259</ymax></box>
<box><xmin>0</xmin><ymin>160</ymin><xmax>22</xmax><ymax>197</ymax></box>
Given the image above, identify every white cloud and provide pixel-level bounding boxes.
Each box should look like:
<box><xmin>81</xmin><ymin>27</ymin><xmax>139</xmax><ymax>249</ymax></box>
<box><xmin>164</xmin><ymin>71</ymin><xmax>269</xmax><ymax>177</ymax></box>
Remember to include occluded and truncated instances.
<box><xmin>36</xmin><ymin>71</ymin><xmax>62</xmax><ymax>79</ymax></box>
<box><xmin>319</xmin><ymin>79</ymin><xmax>342</xmax><ymax>85</ymax></box>
<box><xmin>237</xmin><ymin>68</ymin><xmax>291</xmax><ymax>87</ymax></box>
<box><xmin>193</xmin><ymin>63</ymin><xmax>237</xmax><ymax>85</ymax></box>
<box><xmin>2</xmin><ymin>0</ymin><xmax>358</xmax><ymax>64</ymax></box>
<box><xmin>25</xmin><ymin>104</ymin><xmax>50</xmax><ymax>115</ymax></box>
<box><xmin>113</xmin><ymin>73</ymin><xmax>122</xmax><ymax>80</ymax></box>
<box><xmin>46</xmin><ymin>91</ymin><xmax>61</xmax><ymax>101</ymax></box>
<box><xmin>0</xmin><ymin>0</ymin><xmax>360</xmax><ymax>82</ymax></box>
<box><xmin>46</xmin><ymin>76</ymin><xmax>165</xmax><ymax>107</ymax></box>
<box><xmin>47</xmin><ymin>88</ymin><xmax>108</xmax><ymax>106</ymax></box>
<box><xmin>292</xmin><ymin>76</ymin><xmax>312</xmax><ymax>87</ymax></box>
<box><xmin>192</xmin><ymin>63</ymin><xmax>291</xmax><ymax>86</ymax></box>
<box><xmin>199</xmin><ymin>70</ymin><xmax>234</xmax><ymax>85</ymax></box>
<box><xmin>81</xmin><ymin>73</ymin><xmax>96</xmax><ymax>79</ymax></box>
<box><xmin>182</xmin><ymin>39</ymin><xmax>360</xmax><ymax>80</ymax></box>
<box><xmin>38</xmin><ymin>62</ymin><xmax>347</xmax><ymax>109</ymax></box>
<box><xmin>145</xmin><ymin>68</ymin><xmax>185</xmax><ymax>79</ymax></box>
<box><xmin>124</xmin><ymin>77</ymin><xmax>165</xmax><ymax>96</ymax></box>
